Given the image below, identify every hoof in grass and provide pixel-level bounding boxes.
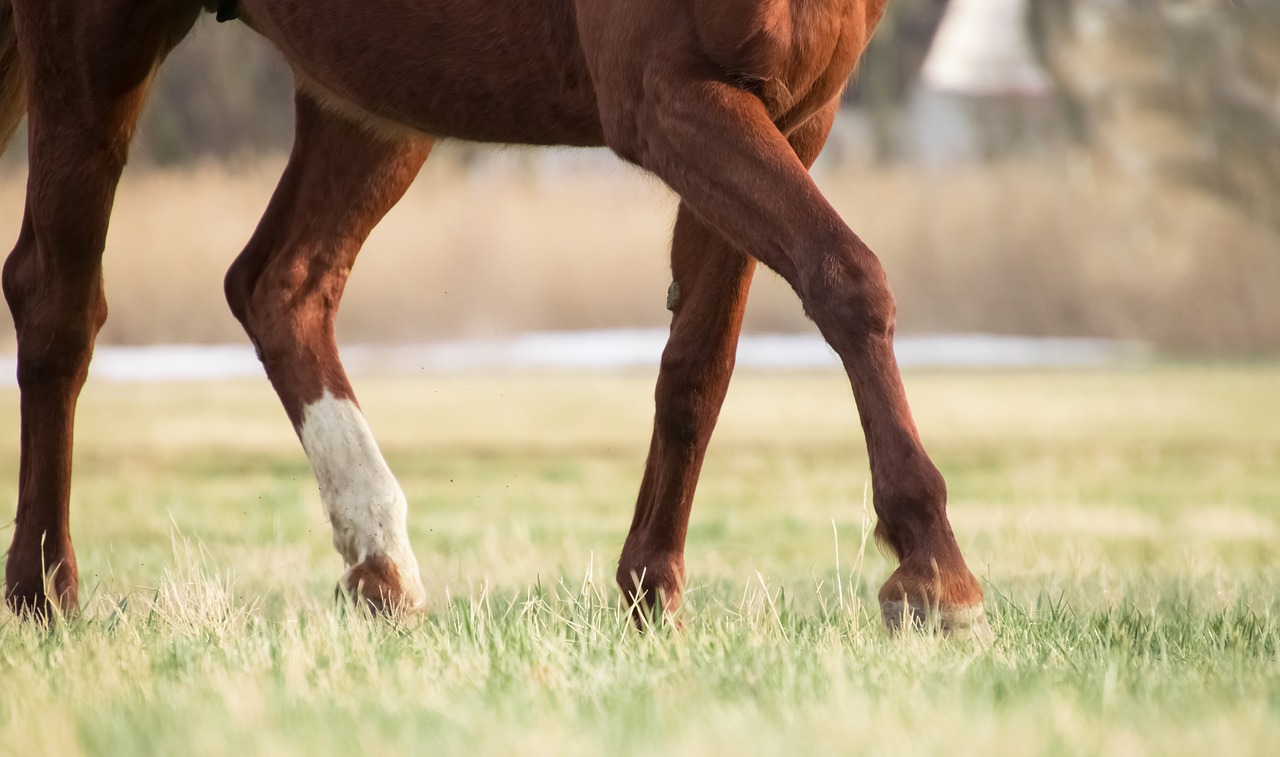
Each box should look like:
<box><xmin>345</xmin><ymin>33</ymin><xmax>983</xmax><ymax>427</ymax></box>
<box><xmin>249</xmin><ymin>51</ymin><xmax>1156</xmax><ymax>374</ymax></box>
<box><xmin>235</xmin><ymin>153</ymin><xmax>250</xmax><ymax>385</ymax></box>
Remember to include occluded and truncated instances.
<box><xmin>334</xmin><ymin>554</ymin><xmax>425</xmax><ymax>616</ymax></box>
<box><xmin>881</xmin><ymin>598</ymin><xmax>993</xmax><ymax>644</ymax></box>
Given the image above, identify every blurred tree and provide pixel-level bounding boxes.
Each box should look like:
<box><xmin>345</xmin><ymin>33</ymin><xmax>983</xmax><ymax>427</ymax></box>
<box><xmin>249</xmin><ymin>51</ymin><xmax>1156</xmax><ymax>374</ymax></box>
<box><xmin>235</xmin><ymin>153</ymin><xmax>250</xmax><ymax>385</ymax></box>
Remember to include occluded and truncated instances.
<box><xmin>138</xmin><ymin>16</ymin><xmax>294</xmax><ymax>164</ymax></box>
<box><xmin>1034</xmin><ymin>0</ymin><xmax>1280</xmax><ymax>227</ymax></box>
<box><xmin>846</xmin><ymin>0</ymin><xmax>951</xmax><ymax>161</ymax></box>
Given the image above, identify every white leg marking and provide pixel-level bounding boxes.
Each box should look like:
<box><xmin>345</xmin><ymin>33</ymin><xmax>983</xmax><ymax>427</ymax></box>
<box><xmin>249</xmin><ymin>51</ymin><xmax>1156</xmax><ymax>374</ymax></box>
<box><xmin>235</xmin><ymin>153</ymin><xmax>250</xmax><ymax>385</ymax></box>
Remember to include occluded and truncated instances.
<box><xmin>299</xmin><ymin>391</ymin><xmax>426</xmax><ymax>607</ymax></box>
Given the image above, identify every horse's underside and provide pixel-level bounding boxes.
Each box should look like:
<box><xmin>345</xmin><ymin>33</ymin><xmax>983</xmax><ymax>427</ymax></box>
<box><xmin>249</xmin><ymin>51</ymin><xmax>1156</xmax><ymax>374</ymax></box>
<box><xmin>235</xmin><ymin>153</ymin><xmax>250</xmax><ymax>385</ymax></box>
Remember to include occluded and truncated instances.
<box><xmin>0</xmin><ymin>0</ymin><xmax>987</xmax><ymax>635</ymax></box>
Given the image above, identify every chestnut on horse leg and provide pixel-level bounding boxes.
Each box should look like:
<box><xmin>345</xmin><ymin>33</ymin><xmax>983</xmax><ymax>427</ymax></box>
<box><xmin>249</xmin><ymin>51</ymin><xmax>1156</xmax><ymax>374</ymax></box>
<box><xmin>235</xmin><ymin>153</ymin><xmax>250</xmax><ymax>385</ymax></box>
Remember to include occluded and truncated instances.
<box><xmin>1</xmin><ymin>0</ymin><xmax>198</xmax><ymax>616</ymax></box>
<box><xmin>224</xmin><ymin>93</ymin><xmax>431</xmax><ymax>612</ymax></box>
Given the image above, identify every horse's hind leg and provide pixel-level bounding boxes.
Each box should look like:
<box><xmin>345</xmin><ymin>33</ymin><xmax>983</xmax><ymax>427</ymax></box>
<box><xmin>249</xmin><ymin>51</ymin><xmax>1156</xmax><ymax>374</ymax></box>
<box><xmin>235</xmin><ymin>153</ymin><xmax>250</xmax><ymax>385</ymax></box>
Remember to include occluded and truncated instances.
<box><xmin>3</xmin><ymin>0</ymin><xmax>199</xmax><ymax>616</ymax></box>
<box><xmin>617</xmin><ymin>110</ymin><xmax>835</xmax><ymax>620</ymax></box>
<box><xmin>225</xmin><ymin>93</ymin><xmax>431</xmax><ymax>612</ymax></box>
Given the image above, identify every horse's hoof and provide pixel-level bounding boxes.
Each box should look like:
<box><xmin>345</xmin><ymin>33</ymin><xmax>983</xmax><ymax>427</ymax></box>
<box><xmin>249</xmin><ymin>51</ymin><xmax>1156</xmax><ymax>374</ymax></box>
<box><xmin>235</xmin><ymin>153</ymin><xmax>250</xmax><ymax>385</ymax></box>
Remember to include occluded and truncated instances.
<box><xmin>616</xmin><ymin>561</ymin><xmax>686</xmax><ymax>630</ymax></box>
<box><xmin>336</xmin><ymin>554</ymin><xmax>426</xmax><ymax>615</ymax></box>
<box><xmin>880</xmin><ymin>598</ymin><xmax>993</xmax><ymax>643</ymax></box>
<box><xmin>5</xmin><ymin>588</ymin><xmax>76</xmax><ymax>621</ymax></box>
<box><xmin>5</xmin><ymin>566</ymin><xmax>79</xmax><ymax>621</ymax></box>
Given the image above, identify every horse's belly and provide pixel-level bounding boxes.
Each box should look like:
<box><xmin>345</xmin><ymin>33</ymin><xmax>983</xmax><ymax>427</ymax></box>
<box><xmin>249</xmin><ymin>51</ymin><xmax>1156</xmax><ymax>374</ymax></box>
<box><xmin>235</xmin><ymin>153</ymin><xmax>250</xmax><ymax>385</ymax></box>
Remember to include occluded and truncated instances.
<box><xmin>241</xmin><ymin>0</ymin><xmax>605</xmax><ymax>145</ymax></box>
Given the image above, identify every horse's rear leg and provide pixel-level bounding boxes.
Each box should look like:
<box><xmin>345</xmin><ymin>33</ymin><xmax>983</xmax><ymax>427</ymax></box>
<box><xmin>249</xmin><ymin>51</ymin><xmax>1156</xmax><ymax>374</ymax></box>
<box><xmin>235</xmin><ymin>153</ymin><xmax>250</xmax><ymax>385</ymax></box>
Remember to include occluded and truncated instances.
<box><xmin>3</xmin><ymin>0</ymin><xmax>198</xmax><ymax>617</ymax></box>
<box><xmin>225</xmin><ymin>93</ymin><xmax>431</xmax><ymax>612</ymax></box>
<box><xmin>593</xmin><ymin>70</ymin><xmax>987</xmax><ymax>636</ymax></box>
<box><xmin>617</xmin><ymin>111</ymin><xmax>834</xmax><ymax>620</ymax></box>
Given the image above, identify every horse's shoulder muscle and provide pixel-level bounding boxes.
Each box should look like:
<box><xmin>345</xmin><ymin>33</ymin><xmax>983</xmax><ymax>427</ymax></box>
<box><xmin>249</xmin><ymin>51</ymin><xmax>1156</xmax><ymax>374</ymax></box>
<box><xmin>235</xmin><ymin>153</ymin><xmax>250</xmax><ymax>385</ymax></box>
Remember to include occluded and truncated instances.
<box><xmin>691</xmin><ymin>0</ymin><xmax>794</xmax><ymax>74</ymax></box>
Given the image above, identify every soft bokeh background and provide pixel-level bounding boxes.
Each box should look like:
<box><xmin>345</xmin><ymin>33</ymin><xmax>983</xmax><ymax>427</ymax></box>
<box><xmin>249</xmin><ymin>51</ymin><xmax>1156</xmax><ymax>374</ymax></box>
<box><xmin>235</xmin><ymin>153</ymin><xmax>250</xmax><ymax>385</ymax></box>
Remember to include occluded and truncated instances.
<box><xmin>0</xmin><ymin>0</ymin><xmax>1275</xmax><ymax>354</ymax></box>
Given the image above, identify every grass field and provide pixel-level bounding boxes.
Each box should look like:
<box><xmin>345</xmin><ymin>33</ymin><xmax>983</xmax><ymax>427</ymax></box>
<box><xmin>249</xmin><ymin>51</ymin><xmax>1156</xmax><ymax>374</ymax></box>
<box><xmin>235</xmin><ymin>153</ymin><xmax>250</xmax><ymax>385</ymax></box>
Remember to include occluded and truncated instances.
<box><xmin>1</xmin><ymin>365</ymin><xmax>1279</xmax><ymax>755</ymax></box>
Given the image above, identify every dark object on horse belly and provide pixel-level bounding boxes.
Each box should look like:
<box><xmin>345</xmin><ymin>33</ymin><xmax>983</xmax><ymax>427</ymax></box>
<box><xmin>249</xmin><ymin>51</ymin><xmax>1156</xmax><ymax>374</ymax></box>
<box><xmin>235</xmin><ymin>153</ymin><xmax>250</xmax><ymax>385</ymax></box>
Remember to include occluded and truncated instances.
<box><xmin>216</xmin><ymin>0</ymin><xmax>239</xmax><ymax>23</ymax></box>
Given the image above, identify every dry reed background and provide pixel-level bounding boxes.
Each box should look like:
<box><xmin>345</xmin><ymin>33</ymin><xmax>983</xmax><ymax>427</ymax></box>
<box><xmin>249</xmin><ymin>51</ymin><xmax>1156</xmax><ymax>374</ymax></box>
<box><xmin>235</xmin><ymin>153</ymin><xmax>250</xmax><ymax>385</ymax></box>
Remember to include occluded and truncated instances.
<box><xmin>1</xmin><ymin>1</ymin><xmax>1277</xmax><ymax>356</ymax></box>
<box><xmin>0</xmin><ymin>143</ymin><xmax>1275</xmax><ymax>354</ymax></box>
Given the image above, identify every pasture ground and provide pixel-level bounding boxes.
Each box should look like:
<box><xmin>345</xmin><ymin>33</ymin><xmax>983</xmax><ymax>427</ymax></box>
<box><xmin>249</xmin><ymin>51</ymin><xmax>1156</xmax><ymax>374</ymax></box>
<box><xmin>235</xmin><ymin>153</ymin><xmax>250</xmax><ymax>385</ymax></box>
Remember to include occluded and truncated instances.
<box><xmin>1</xmin><ymin>365</ymin><xmax>1278</xmax><ymax>755</ymax></box>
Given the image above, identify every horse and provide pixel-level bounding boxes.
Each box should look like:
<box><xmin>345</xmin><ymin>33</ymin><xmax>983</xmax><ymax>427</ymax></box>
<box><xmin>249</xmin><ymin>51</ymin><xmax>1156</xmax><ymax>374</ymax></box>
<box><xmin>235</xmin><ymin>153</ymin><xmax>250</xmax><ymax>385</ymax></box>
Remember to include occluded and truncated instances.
<box><xmin>0</xmin><ymin>0</ymin><xmax>988</xmax><ymax>635</ymax></box>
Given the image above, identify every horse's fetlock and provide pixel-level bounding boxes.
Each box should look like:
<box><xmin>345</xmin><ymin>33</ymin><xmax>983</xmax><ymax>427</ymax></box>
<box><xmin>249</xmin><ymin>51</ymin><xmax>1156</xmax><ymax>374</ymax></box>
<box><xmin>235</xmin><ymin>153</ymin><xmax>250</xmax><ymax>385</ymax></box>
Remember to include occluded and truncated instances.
<box><xmin>872</xmin><ymin>456</ymin><xmax>949</xmax><ymax>556</ymax></box>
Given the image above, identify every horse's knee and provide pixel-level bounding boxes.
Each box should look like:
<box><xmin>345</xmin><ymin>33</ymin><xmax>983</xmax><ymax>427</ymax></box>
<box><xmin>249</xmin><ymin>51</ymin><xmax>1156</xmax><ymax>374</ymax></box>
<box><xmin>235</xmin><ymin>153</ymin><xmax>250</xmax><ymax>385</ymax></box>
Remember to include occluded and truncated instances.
<box><xmin>4</xmin><ymin>237</ymin><xmax>107</xmax><ymax>388</ymax></box>
<box><xmin>226</xmin><ymin>249</ymin><xmax>347</xmax><ymax>413</ymax></box>
<box><xmin>225</xmin><ymin>251</ymin><xmax>318</xmax><ymax>357</ymax></box>
<box><xmin>794</xmin><ymin>241</ymin><xmax>897</xmax><ymax>346</ymax></box>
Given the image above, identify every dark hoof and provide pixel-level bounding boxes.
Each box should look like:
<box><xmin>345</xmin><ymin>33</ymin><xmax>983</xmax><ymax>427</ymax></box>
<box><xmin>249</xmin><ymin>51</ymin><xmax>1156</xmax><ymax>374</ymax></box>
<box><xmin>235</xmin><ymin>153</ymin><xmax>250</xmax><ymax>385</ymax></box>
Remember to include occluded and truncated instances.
<box><xmin>5</xmin><ymin>573</ymin><xmax>78</xmax><ymax>621</ymax></box>
<box><xmin>880</xmin><ymin>597</ymin><xmax>992</xmax><ymax>642</ymax></box>
<box><xmin>616</xmin><ymin>563</ymin><xmax>683</xmax><ymax>630</ymax></box>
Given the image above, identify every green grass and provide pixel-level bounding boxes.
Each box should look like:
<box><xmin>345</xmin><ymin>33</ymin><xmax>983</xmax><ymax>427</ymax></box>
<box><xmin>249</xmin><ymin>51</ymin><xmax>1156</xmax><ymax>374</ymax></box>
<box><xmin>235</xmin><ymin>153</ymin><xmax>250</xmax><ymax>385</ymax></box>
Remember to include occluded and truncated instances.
<box><xmin>2</xmin><ymin>365</ymin><xmax>1279</xmax><ymax>755</ymax></box>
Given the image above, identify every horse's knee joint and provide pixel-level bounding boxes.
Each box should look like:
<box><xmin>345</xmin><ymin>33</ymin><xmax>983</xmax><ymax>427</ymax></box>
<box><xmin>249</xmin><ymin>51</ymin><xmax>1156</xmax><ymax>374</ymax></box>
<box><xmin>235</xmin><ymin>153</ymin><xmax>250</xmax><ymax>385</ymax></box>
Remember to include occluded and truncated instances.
<box><xmin>14</xmin><ymin>322</ymin><xmax>101</xmax><ymax>388</ymax></box>
<box><xmin>229</xmin><ymin>268</ymin><xmax>299</xmax><ymax>350</ymax></box>
<box><xmin>5</xmin><ymin>257</ymin><xmax>106</xmax><ymax>386</ymax></box>
<box><xmin>242</xmin><ymin>297</ymin><xmax>292</xmax><ymax>356</ymax></box>
<box><xmin>798</xmin><ymin>248</ymin><xmax>896</xmax><ymax>340</ymax></box>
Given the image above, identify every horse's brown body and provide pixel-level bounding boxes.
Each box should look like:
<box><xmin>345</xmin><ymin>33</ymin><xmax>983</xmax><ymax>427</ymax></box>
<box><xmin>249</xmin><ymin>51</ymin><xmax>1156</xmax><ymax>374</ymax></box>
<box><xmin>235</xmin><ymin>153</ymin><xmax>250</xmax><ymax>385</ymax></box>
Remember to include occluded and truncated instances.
<box><xmin>1</xmin><ymin>0</ymin><xmax>987</xmax><ymax>634</ymax></box>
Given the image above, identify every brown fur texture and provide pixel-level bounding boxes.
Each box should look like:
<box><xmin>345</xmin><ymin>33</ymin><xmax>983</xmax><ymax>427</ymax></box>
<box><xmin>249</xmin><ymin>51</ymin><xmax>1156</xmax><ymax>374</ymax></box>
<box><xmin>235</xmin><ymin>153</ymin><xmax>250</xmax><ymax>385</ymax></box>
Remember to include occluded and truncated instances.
<box><xmin>340</xmin><ymin>554</ymin><xmax>405</xmax><ymax>614</ymax></box>
<box><xmin>0</xmin><ymin>1</ymin><xmax>23</xmax><ymax>151</ymax></box>
<box><xmin>2</xmin><ymin>0</ymin><xmax>984</xmax><ymax>630</ymax></box>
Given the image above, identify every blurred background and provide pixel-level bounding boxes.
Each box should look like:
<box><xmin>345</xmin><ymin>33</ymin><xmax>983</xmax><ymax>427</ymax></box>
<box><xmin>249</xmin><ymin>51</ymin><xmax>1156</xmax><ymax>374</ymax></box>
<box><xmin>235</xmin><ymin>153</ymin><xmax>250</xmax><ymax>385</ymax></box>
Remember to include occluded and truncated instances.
<box><xmin>0</xmin><ymin>0</ymin><xmax>1276</xmax><ymax>358</ymax></box>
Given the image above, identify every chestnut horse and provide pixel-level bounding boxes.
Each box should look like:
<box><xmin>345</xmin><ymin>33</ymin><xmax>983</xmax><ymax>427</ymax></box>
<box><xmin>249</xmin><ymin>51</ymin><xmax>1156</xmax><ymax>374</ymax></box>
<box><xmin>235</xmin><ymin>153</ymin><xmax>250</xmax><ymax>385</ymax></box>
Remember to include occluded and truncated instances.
<box><xmin>0</xmin><ymin>0</ymin><xmax>987</xmax><ymax>634</ymax></box>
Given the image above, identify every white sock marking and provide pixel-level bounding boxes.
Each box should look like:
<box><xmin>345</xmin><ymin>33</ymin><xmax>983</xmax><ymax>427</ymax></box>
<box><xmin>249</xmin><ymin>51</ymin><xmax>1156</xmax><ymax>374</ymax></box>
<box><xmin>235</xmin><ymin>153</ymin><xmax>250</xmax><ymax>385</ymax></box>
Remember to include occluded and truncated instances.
<box><xmin>298</xmin><ymin>391</ymin><xmax>426</xmax><ymax>606</ymax></box>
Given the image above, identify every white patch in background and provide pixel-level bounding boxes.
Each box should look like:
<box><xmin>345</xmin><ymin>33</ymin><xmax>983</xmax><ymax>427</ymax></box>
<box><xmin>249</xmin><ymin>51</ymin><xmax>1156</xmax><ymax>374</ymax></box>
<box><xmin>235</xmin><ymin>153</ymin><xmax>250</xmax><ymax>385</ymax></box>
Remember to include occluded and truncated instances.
<box><xmin>0</xmin><ymin>332</ymin><xmax>1148</xmax><ymax>385</ymax></box>
<box><xmin>298</xmin><ymin>391</ymin><xmax>426</xmax><ymax>607</ymax></box>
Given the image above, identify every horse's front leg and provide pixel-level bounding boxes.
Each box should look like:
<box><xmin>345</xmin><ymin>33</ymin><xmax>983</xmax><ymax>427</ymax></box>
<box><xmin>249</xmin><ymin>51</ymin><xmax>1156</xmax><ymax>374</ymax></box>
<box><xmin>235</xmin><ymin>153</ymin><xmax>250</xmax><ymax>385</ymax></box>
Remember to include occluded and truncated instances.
<box><xmin>2</xmin><ymin>0</ymin><xmax>199</xmax><ymax>617</ymax></box>
<box><xmin>224</xmin><ymin>92</ymin><xmax>432</xmax><ymax>612</ymax></box>
<box><xmin>587</xmin><ymin>53</ymin><xmax>988</xmax><ymax>637</ymax></box>
<box><xmin>617</xmin><ymin>109</ymin><xmax>836</xmax><ymax>622</ymax></box>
